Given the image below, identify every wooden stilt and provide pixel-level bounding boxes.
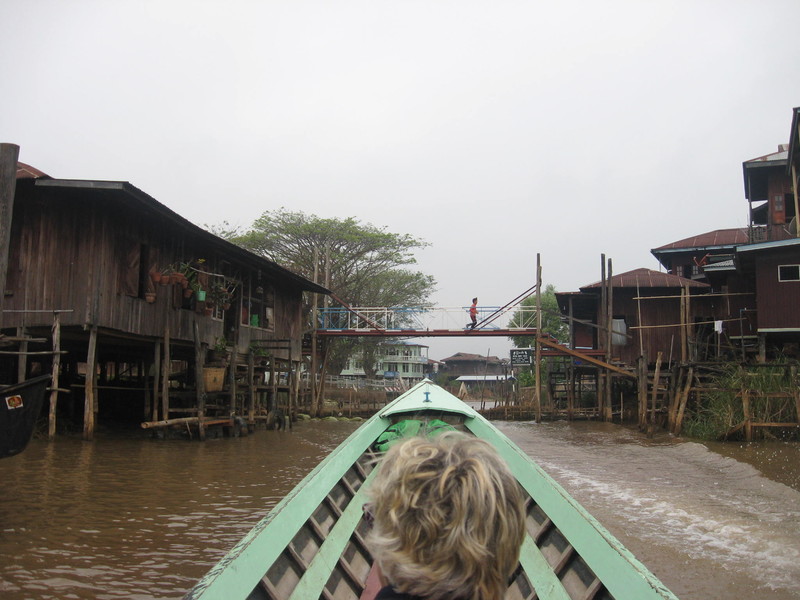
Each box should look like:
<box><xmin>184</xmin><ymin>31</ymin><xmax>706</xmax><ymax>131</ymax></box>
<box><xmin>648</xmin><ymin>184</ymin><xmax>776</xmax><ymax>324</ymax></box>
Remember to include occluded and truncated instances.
<box><xmin>193</xmin><ymin>321</ymin><xmax>205</xmax><ymax>441</ymax></box>
<box><xmin>605</xmin><ymin>258</ymin><xmax>613</xmax><ymax>421</ymax></box>
<box><xmin>673</xmin><ymin>366</ymin><xmax>693</xmax><ymax>435</ymax></box>
<box><xmin>16</xmin><ymin>327</ymin><xmax>27</xmax><ymax>383</ymax></box>
<box><xmin>152</xmin><ymin>341</ymin><xmax>161</xmax><ymax>422</ymax></box>
<box><xmin>247</xmin><ymin>351</ymin><xmax>255</xmax><ymax>430</ymax></box>
<box><xmin>742</xmin><ymin>387</ymin><xmax>752</xmax><ymax>442</ymax></box>
<box><xmin>161</xmin><ymin>323</ymin><xmax>170</xmax><ymax>423</ymax></box>
<box><xmin>534</xmin><ymin>254</ymin><xmax>542</xmax><ymax>423</ymax></box>
<box><xmin>83</xmin><ymin>326</ymin><xmax>98</xmax><ymax>440</ymax></box>
<box><xmin>648</xmin><ymin>352</ymin><xmax>662</xmax><ymax>438</ymax></box>
<box><xmin>48</xmin><ymin>312</ymin><xmax>61</xmax><ymax>439</ymax></box>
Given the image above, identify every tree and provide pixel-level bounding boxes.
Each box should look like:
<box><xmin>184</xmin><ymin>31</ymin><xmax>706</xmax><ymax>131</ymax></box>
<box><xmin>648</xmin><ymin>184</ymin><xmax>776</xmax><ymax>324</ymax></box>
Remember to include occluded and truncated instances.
<box><xmin>507</xmin><ymin>283</ymin><xmax>568</xmax><ymax>348</ymax></box>
<box><xmin>217</xmin><ymin>209</ymin><xmax>436</xmax><ymax>375</ymax></box>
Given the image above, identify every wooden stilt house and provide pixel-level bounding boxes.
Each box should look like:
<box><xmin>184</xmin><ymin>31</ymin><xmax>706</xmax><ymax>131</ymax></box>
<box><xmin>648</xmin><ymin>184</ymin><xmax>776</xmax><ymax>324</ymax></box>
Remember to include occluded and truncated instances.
<box><xmin>1</xmin><ymin>159</ymin><xmax>328</xmax><ymax>440</ymax></box>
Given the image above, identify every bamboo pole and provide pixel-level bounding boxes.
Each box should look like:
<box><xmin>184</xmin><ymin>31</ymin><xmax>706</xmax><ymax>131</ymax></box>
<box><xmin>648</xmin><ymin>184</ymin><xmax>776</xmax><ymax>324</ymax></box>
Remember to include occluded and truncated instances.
<box><xmin>247</xmin><ymin>351</ymin><xmax>255</xmax><ymax>430</ymax></box>
<box><xmin>666</xmin><ymin>364</ymin><xmax>681</xmax><ymax>432</ymax></box>
<box><xmin>605</xmin><ymin>258</ymin><xmax>613</xmax><ymax>421</ymax></box>
<box><xmin>673</xmin><ymin>366</ymin><xmax>693</xmax><ymax>435</ymax></box>
<box><xmin>48</xmin><ymin>312</ymin><xmax>61</xmax><ymax>439</ymax></box>
<box><xmin>534</xmin><ymin>254</ymin><xmax>542</xmax><ymax>423</ymax></box>
<box><xmin>311</xmin><ymin>246</ymin><xmax>319</xmax><ymax>416</ymax></box>
<box><xmin>83</xmin><ymin>326</ymin><xmax>98</xmax><ymax>440</ymax></box>
<box><xmin>599</xmin><ymin>254</ymin><xmax>606</xmax><ymax>418</ymax></box>
<box><xmin>152</xmin><ymin>341</ymin><xmax>161</xmax><ymax>422</ymax></box>
<box><xmin>742</xmin><ymin>386</ymin><xmax>752</xmax><ymax>442</ymax></box>
<box><xmin>648</xmin><ymin>352</ymin><xmax>662</xmax><ymax>438</ymax></box>
<box><xmin>161</xmin><ymin>322</ymin><xmax>170</xmax><ymax>422</ymax></box>
<box><xmin>193</xmin><ymin>320</ymin><xmax>206</xmax><ymax>441</ymax></box>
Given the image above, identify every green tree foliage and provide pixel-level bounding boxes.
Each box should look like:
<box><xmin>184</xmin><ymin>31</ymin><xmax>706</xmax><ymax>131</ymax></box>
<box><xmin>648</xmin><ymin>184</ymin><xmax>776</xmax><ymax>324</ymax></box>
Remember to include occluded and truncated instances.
<box><xmin>507</xmin><ymin>283</ymin><xmax>568</xmax><ymax>348</ymax></box>
<box><xmin>215</xmin><ymin>210</ymin><xmax>436</xmax><ymax>376</ymax></box>
<box><xmin>228</xmin><ymin>210</ymin><xmax>435</xmax><ymax>307</ymax></box>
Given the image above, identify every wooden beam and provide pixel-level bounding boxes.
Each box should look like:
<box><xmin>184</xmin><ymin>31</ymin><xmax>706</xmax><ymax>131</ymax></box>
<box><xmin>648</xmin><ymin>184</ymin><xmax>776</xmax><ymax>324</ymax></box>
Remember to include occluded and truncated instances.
<box><xmin>535</xmin><ymin>335</ymin><xmax>634</xmax><ymax>378</ymax></box>
<box><xmin>48</xmin><ymin>312</ymin><xmax>61</xmax><ymax>440</ymax></box>
<box><xmin>83</xmin><ymin>325</ymin><xmax>98</xmax><ymax>440</ymax></box>
<box><xmin>0</xmin><ymin>143</ymin><xmax>19</xmax><ymax>316</ymax></box>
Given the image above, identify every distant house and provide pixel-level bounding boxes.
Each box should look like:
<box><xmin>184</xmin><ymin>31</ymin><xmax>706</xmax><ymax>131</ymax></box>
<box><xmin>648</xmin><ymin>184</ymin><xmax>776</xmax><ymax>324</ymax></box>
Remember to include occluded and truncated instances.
<box><xmin>339</xmin><ymin>340</ymin><xmax>429</xmax><ymax>382</ymax></box>
<box><xmin>735</xmin><ymin>238</ymin><xmax>800</xmax><ymax>352</ymax></box>
<box><xmin>556</xmin><ymin>268</ymin><xmax>713</xmax><ymax>365</ymax></box>
<box><xmin>651</xmin><ymin>228</ymin><xmax>749</xmax><ymax>283</ymax></box>
<box><xmin>1</xmin><ymin>160</ymin><xmax>327</xmax><ymax>438</ymax></box>
<box><xmin>743</xmin><ymin>143</ymin><xmax>795</xmax><ymax>243</ymax></box>
<box><xmin>439</xmin><ymin>352</ymin><xmax>506</xmax><ymax>378</ymax></box>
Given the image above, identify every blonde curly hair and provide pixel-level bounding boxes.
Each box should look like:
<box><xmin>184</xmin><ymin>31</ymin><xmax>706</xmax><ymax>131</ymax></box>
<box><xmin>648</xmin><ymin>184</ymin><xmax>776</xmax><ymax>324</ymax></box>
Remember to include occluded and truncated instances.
<box><xmin>366</xmin><ymin>431</ymin><xmax>526</xmax><ymax>600</ymax></box>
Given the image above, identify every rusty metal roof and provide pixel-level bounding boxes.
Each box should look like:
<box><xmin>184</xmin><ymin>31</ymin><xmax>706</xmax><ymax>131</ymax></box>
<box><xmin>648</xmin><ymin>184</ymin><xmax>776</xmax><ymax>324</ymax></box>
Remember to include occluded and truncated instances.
<box><xmin>581</xmin><ymin>268</ymin><xmax>710</xmax><ymax>291</ymax></box>
<box><xmin>744</xmin><ymin>145</ymin><xmax>789</xmax><ymax>164</ymax></box>
<box><xmin>651</xmin><ymin>228</ymin><xmax>749</xmax><ymax>252</ymax></box>
<box><xmin>16</xmin><ymin>162</ymin><xmax>49</xmax><ymax>179</ymax></box>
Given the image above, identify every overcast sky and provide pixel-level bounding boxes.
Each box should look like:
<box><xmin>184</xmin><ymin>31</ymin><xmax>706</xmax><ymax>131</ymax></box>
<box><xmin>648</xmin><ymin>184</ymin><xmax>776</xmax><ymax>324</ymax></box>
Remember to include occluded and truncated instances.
<box><xmin>3</xmin><ymin>1</ymin><xmax>799</xmax><ymax>361</ymax></box>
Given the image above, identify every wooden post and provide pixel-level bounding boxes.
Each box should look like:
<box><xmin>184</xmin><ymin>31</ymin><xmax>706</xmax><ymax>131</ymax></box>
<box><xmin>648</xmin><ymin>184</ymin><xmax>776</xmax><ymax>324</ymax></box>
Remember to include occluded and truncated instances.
<box><xmin>161</xmin><ymin>323</ymin><xmax>170</xmax><ymax>423</ymax></box>
<box><xmin>742</xmin><ymin>387</ymin><xmax>752</xmax><ymax>442</ymax></box>
<box><xmin>567</xmin><ymin>295</ymin><xmax>574</xmax><ymax>421</ymax></box>
<box><xmin>48</xmin><ymin>312</ymin><xmax>62</xmax><ymax>439</ymax></box>
<box><xmin>684</xmin><ymin>285</ymin><xmax>692</xmax><ymax>362</ymax></box>
<box><xmin>16</xmin><ymin>326</ymin><xmax>27</xmax><ymax>383</ymax></box>
<box><xmin>680</xmin><ymin>288</ymin><xmax>687</xmax><ymax>363</ymax></box>
<box><xmin>605</xmin><ymin>257</ymin><xmax>613</xmax><ymax>421</ymax></box>
<box><xmin>247</xmin><ymin>350</ymin><xmax>255</xmax><ymax>430</ymax></box>
<box><xmin>152</xmin><ymin>341</ymin><xmax>161</xmax><ymax>422</ymax></box>
<box><xmin>599</xmin><ymin>254</ymin><xmax>606</xmax><ymax>417</ymax></box>
<box><xmin>193</xmin><ymin>320</ymin><xmax>206</xmax><ymax>441</ymax></box>
<box><xmin>534</xmin><ymin>254</ymin><xmax>542</xmax><ymax>423</ymax></box>
<box><xmin>0</xmin><ymin>143</ymin><xmax>19</xmax><ymax>316</ymax></box>
<box><xmin>667</xmin><ymin>364</ymin><xmax>681</xmax><ymax>432</ymax></box>
<box><xmin>638</xmin><ymin>353</ymin><xmax>648</xmax><ymax>430</ymax></box>
<box><xmin>648</xmin><ymin>351</ymin><xmax>662</xmax><ymax>438</ymax></box>
<box><xmin>229</xmin><ymin>346</ymin><xmax>238</xmax><ymax>416</ymax></box>
<box><xmin>673</xmin><ymin>366</ymin><xmax>693</xmax><ymax>435</ymax></box>
<box><xmin>311</xmin><ymin>246</ymin><xmax>319</xmax><ymax>416</ymax></box>
<box><xmin>83</xmin><ymin>326</ymin><xmax>98</xmax><ymax>440</ymax></box>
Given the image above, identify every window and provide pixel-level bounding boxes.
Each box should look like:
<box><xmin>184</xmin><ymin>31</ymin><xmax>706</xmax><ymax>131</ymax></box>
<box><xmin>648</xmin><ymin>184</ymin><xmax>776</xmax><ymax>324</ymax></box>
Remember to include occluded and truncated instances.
<box><xmin>241</xmin><ymin>279</ymin><xmax>275</xmax><ymax>330</ymax></box>
<box><xmin>611</xmin><ymin>318</ymin><xmax>627</xmax><ymax>346</ymax></box>
<box><xmin>778</xmin><ymin>265</ymin><xmax>800</xmax><ymax>282</ymax></box>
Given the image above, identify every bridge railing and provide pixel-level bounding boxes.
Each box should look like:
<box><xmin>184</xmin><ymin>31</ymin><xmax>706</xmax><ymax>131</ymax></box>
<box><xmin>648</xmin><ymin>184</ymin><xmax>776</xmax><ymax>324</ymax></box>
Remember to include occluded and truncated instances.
<box><xmin>317</xmin><ymin>305</ymin><xmax>540</xmax><ymax>331</ymax></box>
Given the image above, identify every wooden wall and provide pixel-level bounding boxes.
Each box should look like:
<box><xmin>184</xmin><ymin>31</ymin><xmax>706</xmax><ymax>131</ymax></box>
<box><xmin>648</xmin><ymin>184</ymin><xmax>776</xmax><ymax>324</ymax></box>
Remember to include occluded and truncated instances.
<box><xmin>3</xmin><ymin>182</ymin><xmax>307</xmax><ymax>362</ymax></box>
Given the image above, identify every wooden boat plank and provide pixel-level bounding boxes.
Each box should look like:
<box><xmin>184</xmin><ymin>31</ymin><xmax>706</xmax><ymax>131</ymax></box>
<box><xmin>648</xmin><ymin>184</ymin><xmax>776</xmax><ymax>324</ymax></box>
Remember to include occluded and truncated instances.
<box><xmin>184</xmin><ymin>417</ymin><xmax>387</xmax><ymax>600</ymax></box>
<box><xmin>466</xmin><ymin>417</ymin><xmax>677</xmax><ymax>599</ymax></box>
<box><xmin>286</xmin><ymin>469</ymin><xmax>378</xmax><ymax>600</ymax></box>
<box><xmin>517</xmin><ymin>536</ymin><xmax>572</xmax><ymax>600</ymax></box>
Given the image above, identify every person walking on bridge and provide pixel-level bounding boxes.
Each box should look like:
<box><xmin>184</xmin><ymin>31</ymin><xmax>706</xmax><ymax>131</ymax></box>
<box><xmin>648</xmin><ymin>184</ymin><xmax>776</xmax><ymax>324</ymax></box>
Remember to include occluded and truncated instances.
<box><xmin>467</xmin><ymin>297</ymin><xmax>478</xmax><ymax>329</ymax></box>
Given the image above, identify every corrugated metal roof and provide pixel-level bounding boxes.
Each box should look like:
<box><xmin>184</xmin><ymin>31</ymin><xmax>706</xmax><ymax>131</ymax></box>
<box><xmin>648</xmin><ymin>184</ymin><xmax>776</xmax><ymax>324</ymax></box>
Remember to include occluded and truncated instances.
<box><xmin>652</xmin><ymin>228</ymin><xmax>749</xmax><ymax>252</ymax></box>
<box><xmin>737</xmin><ymin>237</ymin><xmax>800</xmax><ymax>253</ymax></box>
<box><xmin>441</xmin><ymin>352</ymin><xmax>502</xmax><ymax>363</ymax></box>
<box><xmin>744</xmin><ymin>146</ymin><xmax>789</xmax><ymax>164</ymax></box>
<box><xmin>581</xmin><ymin>268</ymin><xmax>710</xmax><ymax>290</ymax></box>
<box><xmin>703</xmin><ymin>259</ymin><xmax>735</xmax><ymax>271</ymax></box>
<box><xmin>15</xmin><ymin>162</ymin><xmax>49</xmax><ymax>179</ymax></box>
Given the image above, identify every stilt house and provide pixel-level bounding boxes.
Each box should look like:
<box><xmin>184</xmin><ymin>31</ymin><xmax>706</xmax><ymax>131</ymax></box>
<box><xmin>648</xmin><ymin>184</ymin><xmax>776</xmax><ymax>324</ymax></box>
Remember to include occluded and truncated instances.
<box><xmin>1</xmin><ymin>159</ymin><xmax>328</xmax><ymax>439</ymax></box>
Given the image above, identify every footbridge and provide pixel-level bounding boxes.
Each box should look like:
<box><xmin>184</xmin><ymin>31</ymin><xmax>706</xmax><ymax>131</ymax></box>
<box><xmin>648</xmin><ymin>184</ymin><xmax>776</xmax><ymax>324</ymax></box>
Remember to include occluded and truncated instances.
<box><xmin>315</xmin><ymin>296</ymin><xmax>633</xmax><ymax>377</ymax></box>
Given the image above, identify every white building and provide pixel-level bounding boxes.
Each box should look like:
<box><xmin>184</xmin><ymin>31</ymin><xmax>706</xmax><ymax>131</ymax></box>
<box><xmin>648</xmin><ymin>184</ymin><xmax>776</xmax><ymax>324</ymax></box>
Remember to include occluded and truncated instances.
<box><xmin>339</xmin><ymin>341</ymin><xmax>429</xmax><ymax>382</ymax></box>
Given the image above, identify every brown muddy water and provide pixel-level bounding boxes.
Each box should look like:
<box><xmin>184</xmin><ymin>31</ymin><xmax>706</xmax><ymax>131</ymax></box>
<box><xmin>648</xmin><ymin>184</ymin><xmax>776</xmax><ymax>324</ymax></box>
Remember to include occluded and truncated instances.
<box><xmin>1</xmin><ymin>420</ymin><xmax>798</xmax><ymax>599</ymax></box>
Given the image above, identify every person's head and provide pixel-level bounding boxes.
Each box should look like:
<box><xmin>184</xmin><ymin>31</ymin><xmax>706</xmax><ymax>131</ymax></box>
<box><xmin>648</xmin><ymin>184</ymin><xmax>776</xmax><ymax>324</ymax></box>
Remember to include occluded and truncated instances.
<box><xmin>367</xmin><ymin>431</ymin><xmax>526</xmax><ymax>600</ymax></box>
<box><xmin>472</xmin><ymin>297</ymin><xmax>478</xmax><ymax>304</ymax></box>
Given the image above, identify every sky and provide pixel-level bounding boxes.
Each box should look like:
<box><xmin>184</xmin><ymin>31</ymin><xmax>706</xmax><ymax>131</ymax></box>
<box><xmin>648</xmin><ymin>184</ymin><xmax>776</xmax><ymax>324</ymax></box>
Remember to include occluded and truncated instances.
<box><xmin>3</xmin><ymin>0</ymin><xmax>799</xmax><ymax>361</ymax></box>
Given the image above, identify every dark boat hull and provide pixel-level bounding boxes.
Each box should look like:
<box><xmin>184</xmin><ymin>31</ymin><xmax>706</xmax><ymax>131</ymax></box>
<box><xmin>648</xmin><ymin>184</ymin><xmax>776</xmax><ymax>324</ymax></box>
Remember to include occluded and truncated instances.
<box><xmin>0</xmin><ymin>374</ymin><xmax>50</xmax><ymax>458</ymax></box>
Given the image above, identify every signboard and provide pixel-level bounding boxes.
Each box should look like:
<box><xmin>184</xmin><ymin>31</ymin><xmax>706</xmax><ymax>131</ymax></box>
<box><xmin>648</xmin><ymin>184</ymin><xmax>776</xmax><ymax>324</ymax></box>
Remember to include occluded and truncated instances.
<box><xmin>510</xmin><ymin>348</ymin><xmax>532</xmax><ymax>366</ymax></box>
